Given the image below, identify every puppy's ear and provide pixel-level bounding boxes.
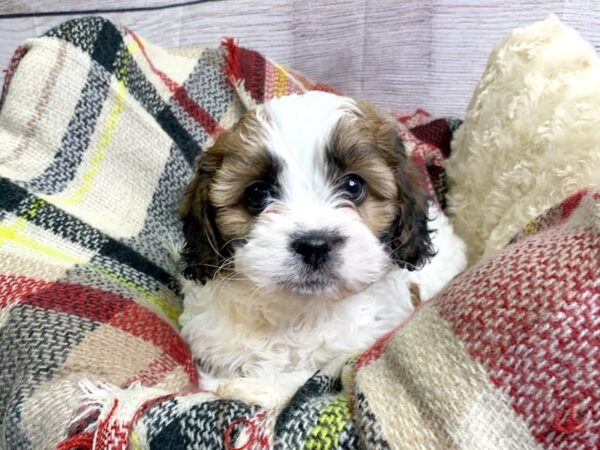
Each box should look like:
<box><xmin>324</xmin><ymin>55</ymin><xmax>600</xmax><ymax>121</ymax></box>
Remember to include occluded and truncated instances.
<box><xmin>383</xmin><ymin>135</ymin><xmax>435</xmax><ymax>270</ymax></box>
<box><xmin>179</xmin><ymin>154</ymin><xmax>229</xmax><ymax>283</ymax></box>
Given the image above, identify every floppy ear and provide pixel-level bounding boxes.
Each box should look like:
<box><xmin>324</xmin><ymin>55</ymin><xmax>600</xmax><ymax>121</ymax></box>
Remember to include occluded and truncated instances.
<box><xmin>179</xmin><ymin>155</ymin><xmax>229</xmax><ymax>283</ymax></box>
<box><xmin>382</xmin><ymin>135</ymin><xmax>435</xmax><ymax>270</ymax></box>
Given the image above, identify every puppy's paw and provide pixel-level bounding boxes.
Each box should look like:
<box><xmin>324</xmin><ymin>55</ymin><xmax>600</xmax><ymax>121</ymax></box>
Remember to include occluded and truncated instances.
<box><xmin>214</xmin><ymin>372</ymin><xmax>312</xmax><ymax>410</ymax></box>
<box><xmin>216</xmin><ymin>378</ymin><xmax>286</xmax><ymax>409</ymax></box>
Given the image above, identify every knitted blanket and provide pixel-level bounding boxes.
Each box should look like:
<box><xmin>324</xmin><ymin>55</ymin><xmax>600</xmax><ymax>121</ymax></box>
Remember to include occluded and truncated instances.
<box><xmin>0</xmin><ymin>17</ymin><xmax>598</xmax><ymax>450</ymax></box>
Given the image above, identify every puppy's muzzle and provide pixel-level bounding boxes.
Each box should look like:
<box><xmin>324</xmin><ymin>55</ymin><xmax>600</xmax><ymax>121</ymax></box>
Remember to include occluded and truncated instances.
<box><xmin>291</xmin><ymin>232</ymin><xmax>345</xmax><ymax>269</ymax></box>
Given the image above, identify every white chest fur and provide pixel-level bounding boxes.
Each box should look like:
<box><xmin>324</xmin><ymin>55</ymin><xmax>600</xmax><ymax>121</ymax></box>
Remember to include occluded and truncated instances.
<box><xmin>179</xmin><ymin>267</ymin><xmax>415</xmax><ymax>379</ymax></box>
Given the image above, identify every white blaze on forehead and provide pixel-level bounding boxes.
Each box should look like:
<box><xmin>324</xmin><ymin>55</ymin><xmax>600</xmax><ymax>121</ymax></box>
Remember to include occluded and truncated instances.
<box><xmin>255</xmin><ymin>92</ymin><xmax>358</xmax><ymax>208</ymax></box>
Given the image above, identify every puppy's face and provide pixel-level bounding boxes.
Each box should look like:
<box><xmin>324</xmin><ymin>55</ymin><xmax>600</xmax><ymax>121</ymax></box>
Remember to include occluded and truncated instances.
<box><xmin>180</xmin><ymin>92</ymin><xmax>432</xmax><ymax>298</ymax></box>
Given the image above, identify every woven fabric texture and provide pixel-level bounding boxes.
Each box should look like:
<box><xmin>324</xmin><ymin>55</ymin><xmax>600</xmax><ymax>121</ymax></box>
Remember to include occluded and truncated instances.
<box><xmin>0</xmin><ymin>16</ymin><xmax>598</xmax><ymax>450</ymax></box>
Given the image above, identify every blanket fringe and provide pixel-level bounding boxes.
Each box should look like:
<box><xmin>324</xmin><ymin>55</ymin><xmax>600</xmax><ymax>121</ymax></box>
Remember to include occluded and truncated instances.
<box><xmin>221</xmin><ymin>37</ymin><xmax>257</xmax><ymax>111</ymax></box>
<box><xmin>62</xmin><ymin>380</ymin><xmax>174</xmax><ymax>450</ymax></box>
<box><xmin>163</xmin><ymin>236</ymin><xmax>187</xmax><ymax>272</ymax></box>
<box><xmin>232</xmin><ymin>79</ymin><xmax>258</xmax><ymax>112</ymax></box>
<box><xmin>222</xmin><ymin>37</ymin><xmax>241</xmax><ymax>87</ymax></box>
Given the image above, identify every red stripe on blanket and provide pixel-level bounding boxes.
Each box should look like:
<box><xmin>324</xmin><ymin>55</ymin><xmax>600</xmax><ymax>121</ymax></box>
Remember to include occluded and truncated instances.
<box><xmin>222</xmin><ymin>40</ymin><xmax>266</xmax><ymax>103</ymax></box>
<box><xmin>56</xmin><ymin>431</ymin><xmax>94</xmax><ymax>450</ymax></box>
<box><xmin>2</xmin><ymin>278</ymin><xmax>198</xmax><ymax>384</ymax></box>
<box><xmin>222</xmin><ymin>38</ymin><xmax>241</xmax><ymax>85</ymax></box>
<box><xmin>16</xmin><ymin>280</ymin><xmax>129</xmax><ymax>322</ymax></box>
<box><xmin>95</xmin><ymin>399</ymin><xmax>128</xmax><ymax>450</ymax></box>
<box><xmin>409</xmin><ymin>119</ymin><xmax>453</xmax><ymax>158</ymax></box>
<box><xmin>109</xmin><ymin>303</ymin><xmax>199</xmax><ymax>384</ymax></box>
<box><xmin>560</xmin><ymin>189</ymin><xmax>588</xmax><ymax>220</ymax></box>
<box><xmin>126</xmin><ymin>28</ymin><xmax>224</xmax><ymax>137</ymax></box>
<box><xmin>0</xmin><ymin>275</ymin><xmax>53</xmax><ymax>308</ymax></box>
<box><xmin>223</xmin><ymin>38</ymin><xmax>338</xmax><ymax>103</ymax></box>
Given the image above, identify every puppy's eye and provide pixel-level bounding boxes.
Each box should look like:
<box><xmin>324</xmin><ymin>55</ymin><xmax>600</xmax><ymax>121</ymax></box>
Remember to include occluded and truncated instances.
<box><xmin>245</xmin><ymin>181</ymin><xmax>272</xmax><ymax>214</ymax></box>
<box><xmin>342</xmin><ymin>174</ymin><xmax>366</xmax><ymax>204</ymax></box>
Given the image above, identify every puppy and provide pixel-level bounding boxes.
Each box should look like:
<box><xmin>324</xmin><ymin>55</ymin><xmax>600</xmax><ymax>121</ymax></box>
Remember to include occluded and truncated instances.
<box><xmin>178</xmin><ymin>91</ymin><xmax>466</xmax><ymax>408</ymax></box>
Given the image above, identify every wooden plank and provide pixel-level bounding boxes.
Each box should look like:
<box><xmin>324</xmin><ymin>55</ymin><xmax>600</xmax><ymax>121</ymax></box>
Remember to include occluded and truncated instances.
<box><xmin>1</xmin><ymin>0</ymin><xmax>600</xmax><ymax>116</ymax></box>
<box><xmin>0</xmin><ymin>0</ymin><xmax>187</xmax><ymax>14</ymax></box>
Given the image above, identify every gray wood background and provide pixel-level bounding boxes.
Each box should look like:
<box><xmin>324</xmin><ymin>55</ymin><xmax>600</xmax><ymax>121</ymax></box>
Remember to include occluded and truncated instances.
<box><xmin>1</xmin><ymin>1</ymin><xmax>600</xmax><ymax>116</ymax></box>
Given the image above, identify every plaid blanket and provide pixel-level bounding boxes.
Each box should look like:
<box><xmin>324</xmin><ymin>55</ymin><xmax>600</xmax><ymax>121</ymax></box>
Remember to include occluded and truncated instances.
<box><xmin>0</xmin><ymin>17</ymin><xmax>598</xmax><ymax>450</ymax></box>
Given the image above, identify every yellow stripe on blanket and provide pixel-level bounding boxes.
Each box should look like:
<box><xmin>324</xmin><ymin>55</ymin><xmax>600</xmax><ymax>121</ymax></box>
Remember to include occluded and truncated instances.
<box><xmin>0</xmin><ymin>214</ymin><xmax>180</xmax><ymax>324</ymax></box>
<box><xmin>305</xmin><ymin>394</ymin><xmax>351</xmax><ymax>450</ymax></box>
<box><xmin>50</xmin><ymin>54</ymin><xmax>129</xmax><ymax>208</ymax></box>
<box><xmin>273</xmin><ymin>64</ymin><xmax>289</xmax><ymax>97</ymax></box>
<box><xmin>130</xmin><ymin>431</ymin><xmax>142</xmax><ymax>450</ymax></box>
<box><xmin>272</xmin><ymin>60</ymin><xmax>307</xmax><ymax>95</ymax></box>
<box><xmin>0</xmin><ymin>218</ymin><xmax>83</xmax><ymax>266</ymax></box>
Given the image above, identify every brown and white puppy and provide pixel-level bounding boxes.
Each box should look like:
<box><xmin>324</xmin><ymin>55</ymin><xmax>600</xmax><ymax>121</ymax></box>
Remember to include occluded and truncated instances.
<box><xmin>177</xmin><ymin>91</ymin><xmax>466</xmax><ymax>408</ymax></box>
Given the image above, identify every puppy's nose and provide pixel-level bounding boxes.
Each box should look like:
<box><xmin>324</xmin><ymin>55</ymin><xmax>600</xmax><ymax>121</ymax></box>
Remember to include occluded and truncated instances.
<box><xmin>292</xmin><ymin>233</ymin><xmax>338</xmax><ymax>268</ymax></box>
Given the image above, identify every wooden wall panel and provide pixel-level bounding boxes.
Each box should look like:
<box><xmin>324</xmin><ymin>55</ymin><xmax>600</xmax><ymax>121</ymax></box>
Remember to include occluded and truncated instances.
<box><xmin>1</xmin><ymin>1</ymin><xmax>599</xmax><ymax>116</ymax></box>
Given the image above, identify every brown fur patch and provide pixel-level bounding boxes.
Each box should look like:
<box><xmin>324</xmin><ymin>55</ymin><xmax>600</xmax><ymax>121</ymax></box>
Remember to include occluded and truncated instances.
<box><xmin>203</xmin><ymin>111</ymin><xmax>279</xmax><ymax>240</ymax></box>
<box><xmin>180</xmin><ymin>110</ymin><xmax>278</xmax><ymax>281</ymax></box>
<box><xmin>328</xmin><ymin>114</ymin><xmax>397</xmax><ymax>198</ymax></box>
<box><xmin>208</xmin><ymin>113</ymin><xmax>273</xmax><ymax>207</ymax></box>
<box><xmin>328</xmin><ymin>99</ymin><xmax>433</xmax><ymax>268</ymax></box>
<box><xmin>358</xmin><ymin>195</ymin><xmax>397</xmax><ymax>236</ymax></box>
<box><xmin>327</xmin><ymin>103</ymin><xmax>400</xmax><ymax>235</ymax></box>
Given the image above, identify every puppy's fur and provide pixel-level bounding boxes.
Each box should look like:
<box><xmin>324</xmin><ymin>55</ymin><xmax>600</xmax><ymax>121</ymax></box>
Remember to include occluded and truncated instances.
<box><xmin>178</xmin><ymin>92</ymin><xmax>465</xmax><ymax>408</ymax></box>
